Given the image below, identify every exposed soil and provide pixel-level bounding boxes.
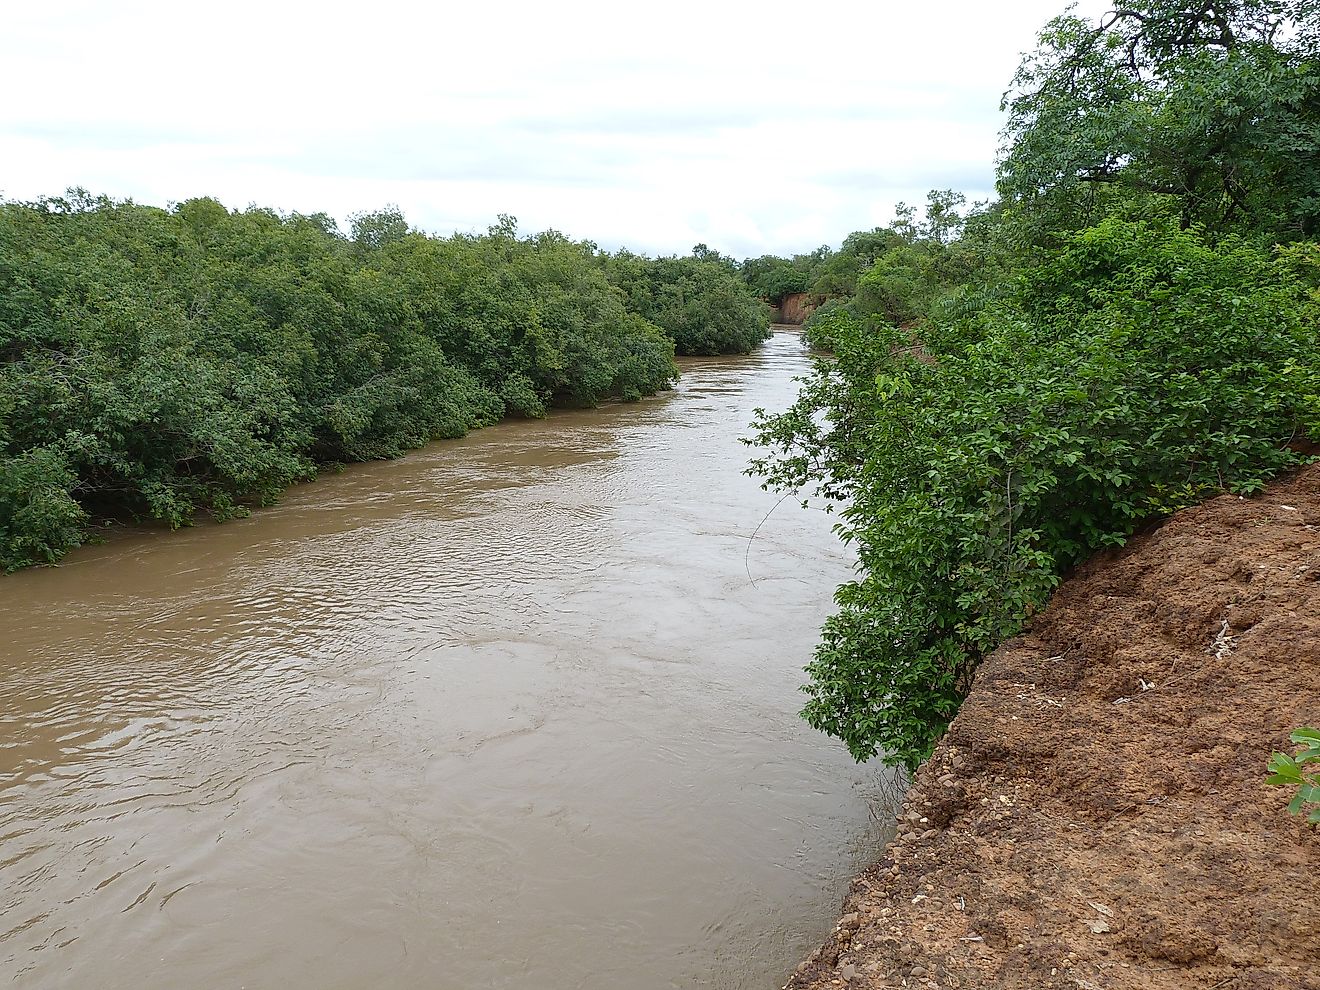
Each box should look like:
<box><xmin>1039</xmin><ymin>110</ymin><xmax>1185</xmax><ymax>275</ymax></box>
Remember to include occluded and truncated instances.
<box><xmin>786</xmin><ymin>464</ymin><xmax>1320</xmax><ymax>990</ymax></box>
<box><xmin>770</xmin><ymin>293</ymin><xmax>820</xmax><ymax>326</ymax></box>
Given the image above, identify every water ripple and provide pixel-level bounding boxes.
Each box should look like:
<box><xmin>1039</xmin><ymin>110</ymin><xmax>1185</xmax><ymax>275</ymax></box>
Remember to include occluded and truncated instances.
<box><xmin>0</xmin><ymin>334</ymin><xmax>891</xmax><ymax>990</ymax></box>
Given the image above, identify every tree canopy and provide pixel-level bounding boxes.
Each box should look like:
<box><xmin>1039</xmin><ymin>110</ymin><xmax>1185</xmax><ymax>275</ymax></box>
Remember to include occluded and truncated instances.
<box><xmin>1000</xmin><ymin>0</ymin><xmax>1320</xmax><ymax>238</ymax></box>
<box><xmin>747</xmin><ymin>0</ymin><xmax>1320</xmax><ymax>769</ymax></box>
<box><xmin>0</xmin><ymin>193</ymin><xmax>768</xmax><ymax>571</ymax></box>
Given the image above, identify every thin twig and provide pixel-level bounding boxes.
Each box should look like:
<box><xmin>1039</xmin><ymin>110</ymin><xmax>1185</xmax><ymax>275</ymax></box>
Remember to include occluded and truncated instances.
<box><xmin>745</xmin><ymin>490</ymin><xmax>795</xmax><ymax>589</ymax></box>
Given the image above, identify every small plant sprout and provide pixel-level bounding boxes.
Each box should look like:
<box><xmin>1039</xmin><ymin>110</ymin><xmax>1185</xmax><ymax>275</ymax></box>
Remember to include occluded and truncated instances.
<box><xmin>1266</xmin><ymin>728</ymin><xmax>1320</xmax><ymax>824</ymax></box>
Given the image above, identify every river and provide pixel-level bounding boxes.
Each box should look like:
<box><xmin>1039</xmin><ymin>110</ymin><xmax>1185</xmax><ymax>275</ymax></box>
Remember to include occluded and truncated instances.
<box><xmin>0</xmin><ymin>332</ymin><xmax>891</xmax><ymax>989</ymax></box>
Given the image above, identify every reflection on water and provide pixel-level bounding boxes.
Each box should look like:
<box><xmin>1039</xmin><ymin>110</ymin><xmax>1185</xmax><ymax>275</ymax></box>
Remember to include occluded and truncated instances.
<box><xmin>0</xmin><ymin>333</ymin><xmax>893</xmax><ymax>989</ymax></box>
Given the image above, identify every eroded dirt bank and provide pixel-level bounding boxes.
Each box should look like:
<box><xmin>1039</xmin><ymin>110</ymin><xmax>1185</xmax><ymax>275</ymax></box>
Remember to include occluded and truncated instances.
<box><xmin>787</xmin><ymin>464</ymin><xmax>1320</xmax><ymax>989</ymax></box>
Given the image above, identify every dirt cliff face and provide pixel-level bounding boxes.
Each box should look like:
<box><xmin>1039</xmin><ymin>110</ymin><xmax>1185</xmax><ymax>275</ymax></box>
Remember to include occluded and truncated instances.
<box><xmin>773</xmin><ymin>293</ymin><xmax>818</xmax><ymax>325</ymax></box>
<box><xmin>786</xmin><ymin>464</ymin><xmax>1320</xmax><ymax>990</ymax></box>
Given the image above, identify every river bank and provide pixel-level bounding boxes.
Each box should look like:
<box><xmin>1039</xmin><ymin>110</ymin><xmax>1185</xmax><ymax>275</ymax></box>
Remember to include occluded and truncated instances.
<box><xmin>786</xmin><ymin>464</ymin><xmax>1320</xmax><ymax>989</ymax></box>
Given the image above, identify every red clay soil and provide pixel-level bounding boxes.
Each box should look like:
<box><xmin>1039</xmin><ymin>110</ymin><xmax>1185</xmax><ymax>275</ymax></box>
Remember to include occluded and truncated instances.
<box><xmin>786</xmin><ymin>464</ymin><xmax>1320</xmax><ymax>990</ymax></box>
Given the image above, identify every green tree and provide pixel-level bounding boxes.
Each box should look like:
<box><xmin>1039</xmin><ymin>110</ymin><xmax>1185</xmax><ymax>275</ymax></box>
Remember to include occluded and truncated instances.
<box><xmin>0</xmin><ymin>192</ymin><xmax>702</xmax><ymax>571</ymax></box>
<box><xmin>750</xmin><ymin>220</ymin><xmax>1319</xmax><ymax>768</ymax></box>
<box><xmin>741</xmin><ymin>254</ymin><xmax>812</xmax><ymax>304</ymax></box>
<box><xmin>601</xmin><ymin>251</ymin><xmax>771</xmax><ymax>355</ymax></box>
<box><xmin>1000</xmin><ymin>0</ymin><xmax>1320</xmax><ymax>240</ymax></box>
<box><xmin>349</xmin><ymin>206</ymin><xmax>409</xmax><ymax>251</ymax></box>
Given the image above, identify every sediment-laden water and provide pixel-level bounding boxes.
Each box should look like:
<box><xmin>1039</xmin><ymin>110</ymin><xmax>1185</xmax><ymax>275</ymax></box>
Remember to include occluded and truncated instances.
<box><xmin>0</xmin><ymin>332</ymin><xmax>889</xmax><ymax>989</ymax></box>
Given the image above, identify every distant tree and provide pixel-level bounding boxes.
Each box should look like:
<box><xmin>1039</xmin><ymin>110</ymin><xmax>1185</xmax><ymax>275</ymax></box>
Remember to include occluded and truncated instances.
<box><xmin>839</xmin><ymin>228</ymin><xmax>904</xmax><ymax>268</ymax></box>
<box><xmin>690</xmin><ymin>242</ymin><xmax>738</xmax><ymax>271</ymax></box>
<box><xmin>812</xmin><ymin>229</ymin><xmax>906</xmax><ymax>298</ymax></box>
<box><xmin>741</xmin><ymin>254</ymin><xmax>811</xmax><ymax>303</ymax></box>
<box><xmin>349</xmin><ymin>206</ymin><xmax>409</xmax><ymax>250</ymax></box>
<box><xmin>923</xmin><ymin>189</ymin><xmax>966</xmax><ymax>243</ymax></box>
<box><xmin>603</xmin><ymin>252</ymin><xmax>771</xmax><ymax>355</ymax></box>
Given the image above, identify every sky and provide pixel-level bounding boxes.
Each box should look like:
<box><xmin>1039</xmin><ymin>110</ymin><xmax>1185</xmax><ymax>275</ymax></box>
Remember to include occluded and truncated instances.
<box><xmin>0</xmin><ymin>0</ymin><xmax>1111</xmax><ymax>258</ymax></box>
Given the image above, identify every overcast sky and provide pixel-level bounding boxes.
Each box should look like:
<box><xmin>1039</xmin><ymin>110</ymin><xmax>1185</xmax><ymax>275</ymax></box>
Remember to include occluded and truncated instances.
<box><xmin>1</xmin><ymin>0</ymin><xmax>1110</xmax><ymax>258</ymax></box>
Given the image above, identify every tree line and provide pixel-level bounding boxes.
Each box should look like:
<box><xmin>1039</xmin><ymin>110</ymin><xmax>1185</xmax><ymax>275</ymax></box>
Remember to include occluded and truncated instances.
<box><xmin>747</xmin><ymin>0</ymin><xmax>1320</xmax><ymax>769</ymax></box>
<box><xmin>0</xmin><ymin>196</ymin><xmax>770</xmax><ymax>571</ymax></box>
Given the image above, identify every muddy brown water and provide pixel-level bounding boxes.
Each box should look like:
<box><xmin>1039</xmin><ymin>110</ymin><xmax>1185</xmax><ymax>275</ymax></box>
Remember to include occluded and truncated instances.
<box><xmin>0</xmin><ymin>333</ymin><xmax>891</xmax><ymax>989</ymax></box>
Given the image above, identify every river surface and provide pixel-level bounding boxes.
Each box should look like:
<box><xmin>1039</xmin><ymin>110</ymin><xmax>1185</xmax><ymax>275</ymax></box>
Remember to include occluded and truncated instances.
<box><xmin>0</xmin><ymin>332</ymin><xmax>891</xmax><ymax>989</ymax></box>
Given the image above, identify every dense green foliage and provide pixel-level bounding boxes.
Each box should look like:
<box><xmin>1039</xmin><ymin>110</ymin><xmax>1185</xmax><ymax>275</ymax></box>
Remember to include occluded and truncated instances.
<box><xmin>0</xmin><ymin>193</ymin><xmax>766</xmax><ymax>571</ymax></box>
<box><xmin>748</xmin><ymin>0</ymin><xmax>1320</xmax><ymax>769</ymax></box>
<box><xmin>739</xmin><ymin>191</ymin><xmax>974</xmax><ymax>315</ymax></box>
<box><xmin>741</xmin><ymin>254</ymin><xmax>814</xmax><ymax>304</ymax></box>
<box><xmin>1000</xmin><ymin>0</ymin><xmax>1320</xmax><ymax>240</ymax></box>
<box><xmin>602</xmin><ymin>251</ymin><xmax>771</xmax><ymax>355</ymax></box>
<box><xmin>753</xmin><ymin>221</ymin><xmax>1319</xmax><ymax>766</ymax></box>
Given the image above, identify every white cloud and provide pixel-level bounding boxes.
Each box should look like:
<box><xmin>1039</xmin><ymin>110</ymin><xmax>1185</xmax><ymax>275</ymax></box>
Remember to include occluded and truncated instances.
<box><xmin>0</xmin><ymin>0</ymin><xmax>1112</xmax><ymax>256</ymax></box>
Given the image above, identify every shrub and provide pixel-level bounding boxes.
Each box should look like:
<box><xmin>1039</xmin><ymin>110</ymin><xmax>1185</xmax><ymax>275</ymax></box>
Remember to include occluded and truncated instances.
<box><xmin>0</xmin><ymin>195</ymin><xmax>689</xmax><ymax>570</ymax></box>
<box><xmin>602</xmin><ymin>253</ymin><xmax>771</xmax><ymax>355</ymax></box>
<box><xmin>749</xmin><ymin>219</ymin><xmax>1320</xmax><ymax>769</ymax></box>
